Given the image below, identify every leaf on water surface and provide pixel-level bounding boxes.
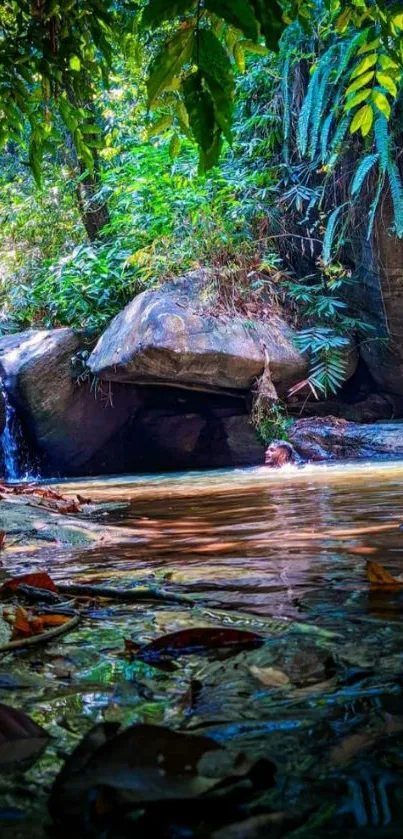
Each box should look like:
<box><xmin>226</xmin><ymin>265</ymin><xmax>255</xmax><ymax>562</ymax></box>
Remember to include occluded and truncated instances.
<box><xmin>249</xmin><ymin>665</ymin><xmax>290</xmax><ymax>688</ymax></box>
<box><xmin>348</xmin><ymin>545</ymin><xmax>377</xmax><ymax>555</ymax></box>
<box><xmin>366</xmin><ymin>560</ymin><xmax>403</xmax><ymax>587</ymax></box>
<box><xmin>50</xmin><ymin>723</ymin><xmax>226</xmax><ymax>823</ymax></box>
<box><xmin>137</xmin><ymin>627</ymin><xmax>265</xmax><ymax>659</ymax></box>
<box><xmin>0</xmin><ymin>703</ymin><xmax>49</xmax><ymax>766</ymax></box>
<box><xmin>0</xmin><ymin>571</ymin><xmax>59</xmax><ymax>596</ymax></box>
<box><xmin>0</xmin><ymin>532</ymin><xmax>5</xmax><ymax>549</ymax></box>
<box><xmin>11</xmin><ymin>606</ymin><xmax>31</xmax><ymax>639</ymax></box>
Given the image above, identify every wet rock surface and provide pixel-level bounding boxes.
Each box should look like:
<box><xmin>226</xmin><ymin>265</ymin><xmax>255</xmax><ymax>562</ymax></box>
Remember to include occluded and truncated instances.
<box><xmin>88</xmin><ymin>271</ymin><xmax>308</xmax><ymax>394</ymax></box>
<box><xmin>290</xmin><ymin>417</ymin><xmax>403</xmax><ymax>461</ymax></box>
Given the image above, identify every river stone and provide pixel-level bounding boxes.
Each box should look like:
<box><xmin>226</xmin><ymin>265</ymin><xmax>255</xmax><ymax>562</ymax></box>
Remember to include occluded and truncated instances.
<box><xmin>289</xmin><ymin>417</ymin><xmax>403</xmax><ymax>461</ymax></box>
<box><xmin>88</xmin><ymin>271</ymin><xmax>309</xmax><ymax>394</ymax></box>
<box><xmin>0</xmin><ymin>329</ymin><xmax>142</xmax><ymax>473</ymax></box>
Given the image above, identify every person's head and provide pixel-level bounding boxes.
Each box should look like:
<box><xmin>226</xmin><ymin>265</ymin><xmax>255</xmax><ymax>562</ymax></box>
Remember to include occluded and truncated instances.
<box><xmin>265</xmin><ymin>440</ymin><xmax>296</xmax><ymax>468</ymax></box>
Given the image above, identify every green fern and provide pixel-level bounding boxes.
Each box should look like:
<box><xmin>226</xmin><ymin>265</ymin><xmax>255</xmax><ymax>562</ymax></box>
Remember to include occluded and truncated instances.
<box><xmin>297</xmin><ymin>67</ymin><xmax>319</xmax><ymax>156</ymax></box>
<box><xmin>320</xmin><ymin>113</ymin><xmax>334</xmax><ymax>162</ymax></box>
<box><xmin>367</xmin><ymin>175</ymin><xmax>385</xmax><ymax>240</ymax></box>
<box><xmin>327</xmin><ymin>114</ymin><xmax>351</xmax><ymax>168</ymax></box>
<box><xmin>387</xmin><ymin>160</ymin><xmax>403</xmax><ymax>237</ymax></box>
<box><xmin>351</xmin><ymin>153</ymin><xmax>379</xmax><ymax>197</ymax></box>
<box><xmin>322</xmin><ymin>204</ymin><xmax>346</xmax><ymax>264</ymax></box>
<box><xmin>309</xmin><ymin>58</ymin><xmax>335</xmax><ymax>160</ymax></box>
<box><xmin>374</xmin><ymin>115</ymin><xmax>390</xmax><ymax>173</ymax></box>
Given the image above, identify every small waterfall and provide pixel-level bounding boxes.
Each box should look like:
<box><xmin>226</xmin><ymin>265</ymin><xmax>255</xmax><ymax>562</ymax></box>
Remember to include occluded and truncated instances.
<box><xmin>0</xmin><ymin>381</ymin><xmax>38</xmax><ymax>482</ymax></box>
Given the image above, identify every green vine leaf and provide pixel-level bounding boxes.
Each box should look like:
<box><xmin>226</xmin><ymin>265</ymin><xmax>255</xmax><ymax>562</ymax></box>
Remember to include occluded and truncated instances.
<box><xmin>147</xmin><ymin>26</ymin><xmax>195</xmax><ymax>107</ymax></box>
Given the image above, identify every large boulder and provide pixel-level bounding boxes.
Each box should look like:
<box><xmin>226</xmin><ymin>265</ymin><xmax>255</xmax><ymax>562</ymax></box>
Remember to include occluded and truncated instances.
<box><xmin>88</xmin><ymin>272</ymin><xmax>309</xmax><ymax>394</ymax></box>
<box><xmin>0</xmin><ymin>329</ymin><xmax>142</xmax><ymax>474</ymax></box>
<box><xmin>289</xmin><ymin>416</ymin><xmax>403</xmax><ymax>461</ymax></box>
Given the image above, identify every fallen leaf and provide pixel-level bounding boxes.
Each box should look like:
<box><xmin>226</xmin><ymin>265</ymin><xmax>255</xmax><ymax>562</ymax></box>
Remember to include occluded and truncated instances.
<box><xmin>249</xmin><ymin>665</ymin><xmax>290</xmax><ymax>688</ymax></box>
<box><xmin>0</xmin><ymin>703</ymin><xmax>49</xmax><ymax>766</ymax></box>
<box><xmin>348</xmin><ymin>546</ymin><xmax>377</xmax><ymax>556</ymax></box>
<box><xmin>0</xmin><ymin>532</ymin><xmax>5</xmax><ymax>549</ymax></box>
<box><xmin>0</xmin><ymin>572</ymin><xmax>59</xmax><ymax>596</ymax></box>
<box><xmin>137</xmin><ymin>627</ymin><xmax>264</xmax><ymax>660</ymax></box>
<box><xmin>366</xmin><ymin>560</ymin><xmax>403</xmax><ymax>588</ymax></box>
<box><xmin>11</xmin><ymin>606</ymin><xmax>31</xmax><ymax>639</ymax></box>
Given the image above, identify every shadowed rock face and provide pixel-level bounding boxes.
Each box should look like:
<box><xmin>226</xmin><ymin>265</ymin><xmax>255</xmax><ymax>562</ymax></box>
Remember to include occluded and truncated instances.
<box><xmin>88</xmin><ymin>272</ymin><xmax>308</xmax><ymax>395</ymax></box>
<box><xmin>0</xmin><ymin>329</ymin><xmax>264</xmax><ymax>476</ymax></box>
<box><xmin>289</xmin><ymin>417</ymin><xmax>403</xmax><ymax>461</ymax></box>
<box><xmin>0</xmin><ymin>329</ymin><xmax>142</xmax><ymax>474</ymax></box>
<box><xmin>0</xmin><ymin>387</ymin><xmax>5</xmax><ymax>435</ymax></box>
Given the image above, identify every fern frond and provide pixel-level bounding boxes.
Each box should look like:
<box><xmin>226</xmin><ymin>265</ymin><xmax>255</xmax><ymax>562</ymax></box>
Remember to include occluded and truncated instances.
<box><xmin>367</xmin><ymin>175</ymin><xmax>384</xmax><ymax>240</ymax></box>
<box><xmin>320</xmin><ymin>113</ymin><xmax>334</xmax><ymax>162</ymax></box>
<box><xmin>351</xmin><ymin>153</ymin><xmax>379</xmax><ymax>197</ymax></box>
<box><xmin>387</xmin><ymin>160</ymin><xmax>403</xmax><ymax>237</ymax></box>
<box><xmin>327</xmin><ymin>114</ymin><xmax>351</xmax><ymax>167</ymax></box>
<box><xmin>334</xmin><ymin>28</ymin><xmax>370</xmax><ymax>83</ymax></box>
<box><xmin>297</xmin><ymin>68</ymin><xmax>319</xmax><ymax>157</ymax></box>
<box><xmin>281</xmin><ymin>54</ymin><xmax>291</xmax><ymax>148</ymax></box>
<box><xmin>323</xmin><ymin>204</ymin><xmax>346</xmax><ymax>264</ymax></box>
<box><xmin>374</xmin><ymin>115</ymin><xmax>390</xmax><ymax>173</ymax></box>
<box><xmin>309</xmin><ymin>58</ymin><xmax>335</xmax><ymax>160</ymax></box>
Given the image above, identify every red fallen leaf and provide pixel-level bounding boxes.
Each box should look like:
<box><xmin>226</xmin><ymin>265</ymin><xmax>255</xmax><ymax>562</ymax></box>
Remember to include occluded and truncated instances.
<box><xmin>138</xmin><ymin>627</ymin><xmax>264</xmax><ymax>659</ymax></box>
<box><xmin>12</xmin><ymin>606</ymin><xmax>32</xmax><ymax>639</ymax></box>
<box><xmin>0</xmin><ymin>571</ymin><xmax>59</xmax><ymax>596</ymax></box>
<box><xmin>0</xmin><ymin>703</ymin><xmax>49</xmax><ymax>765</ymax></box>
<box><xmin>0</xmin><ymin>532</ymin><xmax>5</xmax><ymax>549</ymax></box>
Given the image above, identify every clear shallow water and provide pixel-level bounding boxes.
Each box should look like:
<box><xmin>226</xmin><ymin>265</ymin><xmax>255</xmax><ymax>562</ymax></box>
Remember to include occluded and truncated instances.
<box><xmin>3</xmin><ymin>461</ymin><xmax>403</xmax><ymax>837</ymax></box>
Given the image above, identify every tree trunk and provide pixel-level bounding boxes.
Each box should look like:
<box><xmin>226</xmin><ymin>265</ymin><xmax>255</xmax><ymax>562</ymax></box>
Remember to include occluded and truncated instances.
<box><xmin>74</xmin><ymin>161</ymin><xmax>110</xmax><ymax>242</ymax></box>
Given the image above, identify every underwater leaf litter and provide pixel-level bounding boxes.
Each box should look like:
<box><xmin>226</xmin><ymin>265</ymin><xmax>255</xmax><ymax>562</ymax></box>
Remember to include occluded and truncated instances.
<box><xmin>1</xmin><ymin>470</ymin><xmax>403</xmax><ymax>835</ymax></box>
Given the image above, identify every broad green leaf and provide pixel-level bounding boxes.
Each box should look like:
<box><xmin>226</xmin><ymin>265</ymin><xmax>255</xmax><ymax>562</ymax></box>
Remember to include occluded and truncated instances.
<box><xmin>204</xmin><ymin>75</ymin><xmax>233</xmax><ymax>142</ymax></box>
<box><xmin>233</xmin><ymin>42</ymin><xmax>246</xmax><ymax>72</ymax></box>
<box><xmin>199</xmin><ymin>126</ymin><xmax>223</xmax><ymax>173</ymax></box>
<box><xmin>344</xmin><ymin>88</ymin><xmax>371</xmax><ymax>111</ymax></box>
<box><xmin>69</xmin><ymin>55</ymin><xmax>81</xmax><ymax>72</ymax></box>
<box><xmin>376</xmin><ymin>72</ymin><xmax>398</xmax><ymax>96</ymax></box>
<box><xmin>142</xmin><ymin>0</ymin><xmax>195</xmax><ymax>29</ymax></box>
<box><xmin>204</xmin><ymin>0</ymin><xmax>259</xmax><ymax>41</ymax></box>
<box><xmin>169</xmin><ymin>133</ymin><xmax>182</xmax><ymax>158</ymax></box>
<box><xmin>196</xmin><ymin>29</ymin><xmax>234</xmax><ymax>98</ymax></box>
<box><xmin>372</xmin><ymin>89</ymin><xmax>391</xmax><ymax>119</ymax></box>
<box><xmin>379</xmin><ymin>54</ymin><xmax>399</xmax><ymax>71</ymax></box>
<box><xmin>350</xmin><ymin>103</ymin><xmax>374</xmax><ymax>136</ymax></box>
<box><xmin>345</xmin><ymin>70</ymin><xmax>375</xmax><ymax>96</ymax></box>
<box><xmin>350</xmin><ymin>53</ymin><xmax>378</xmax><ymax>80</ymax></box>
<box><xmin>240</xmin><ymin>39</ymin><xmax>268</xmax><ymax>56</ymax></box>
<box><xmin>147</xmin><ymin>26</ymin><xmax>194</xmax><ymax>107</ymax></box>
<box><xmin>146</xmin><ymin>115</ymin><xmax>174</xmax><ymax>138</ymax></box>
<box><xmin>392</xmin><ymin>12</ymin><xmax>403</xmax><ymax>29</ymax></box>
<box><xmin>248</xmin><ymin>0</ymin><xmax>284</xmax><ymax>50</ymax></box>
<box><xmin>182</xmin><ymin>72</ymin><xmax>215</xmax><ymax>152</ymax></box>
<box><xmin>357</xmin><ymin>37</ymin><xmax>381</xmax><ymax>55</ymax></box>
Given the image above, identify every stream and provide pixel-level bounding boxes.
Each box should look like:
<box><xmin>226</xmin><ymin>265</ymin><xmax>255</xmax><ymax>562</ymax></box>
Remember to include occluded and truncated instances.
<box><xmin>2</xmin><ymin>460</ymin><xmax>403</xmax><ymax>837</ymax></box>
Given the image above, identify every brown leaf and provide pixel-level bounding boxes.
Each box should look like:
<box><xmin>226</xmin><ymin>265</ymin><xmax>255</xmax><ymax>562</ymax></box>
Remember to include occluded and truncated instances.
<box><xmin>0</xmin><ymin>571</ymin><xmax>59</xmax><ymax>596</ymax></box>
<box><xmin>348</xmin><ymin>546</ymin><xmax>377</xmax><ymax>556</ymax></box>
<box><xmin>0</xmin><ymin>532</ymin><xmax>5</xmax><ymax>549</ymax></box>
<box><xmin>366</xmin><ymin>560</ymin><xmax>403</xmax><ymax>588</ymax></box>
<box><xmin>0</xmin><ymin>703</ymin><xmax>49</xmax><ymax>766</ymax></box>
<box><xmin>249</xmin><ymin>666</ymin><xmax>290</xmax><ymax>688</ymax></box>
<box><xmin>12</xmin><ymin>606</ymin><xmax>32</xmax><ymax>639</ymax></box>
<box><xmin>138</xmin><ymin>627</ymin><xmax>264</xmax><ymax>660</ymax></box>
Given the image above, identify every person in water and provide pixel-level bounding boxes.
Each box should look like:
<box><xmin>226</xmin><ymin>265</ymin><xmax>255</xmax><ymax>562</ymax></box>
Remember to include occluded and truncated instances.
<box><xmin>265</xmin><ymin>440</ymin><xmax>303</xmax><ymax>467</ymax></box>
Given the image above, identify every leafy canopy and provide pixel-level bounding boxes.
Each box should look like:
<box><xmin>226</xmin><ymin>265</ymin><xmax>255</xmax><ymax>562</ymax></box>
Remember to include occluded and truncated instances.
<box><xmin>2</xmin><ymin>0</ymin><xmax>403</xmax><ymax>179</ymax></box>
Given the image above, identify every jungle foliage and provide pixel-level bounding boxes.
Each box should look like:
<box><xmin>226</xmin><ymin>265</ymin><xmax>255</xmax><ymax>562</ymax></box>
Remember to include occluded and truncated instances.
<box><xmin>2</xmin><ymin>0</ymin><xmax>403</xmax><ymax>396</ymax></box>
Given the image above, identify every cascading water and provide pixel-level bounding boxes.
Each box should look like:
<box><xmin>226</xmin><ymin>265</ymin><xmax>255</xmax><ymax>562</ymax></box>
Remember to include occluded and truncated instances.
<box><xmin>0</xmin><ymin>380</ymin><xmax>38</xmax><ymax>481</ymax></box>
<box><xmin>0</xmin><ymin>386</ymin><xmax>20</xmax><ymax>480</ymax></box>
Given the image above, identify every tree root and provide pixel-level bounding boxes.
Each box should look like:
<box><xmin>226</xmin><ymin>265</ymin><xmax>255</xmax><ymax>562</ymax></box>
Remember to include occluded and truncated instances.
<box><xmin>0</xmin><ymin>614</ymin><xmax>80</xmax><ymax>654</ymax></box>
<box><xmin>57</xmin><ymin>583</ymin><xmax>197</xmax><ymax>605</ymax></box>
